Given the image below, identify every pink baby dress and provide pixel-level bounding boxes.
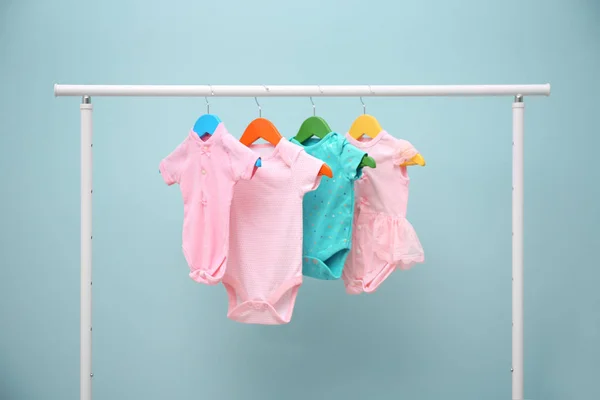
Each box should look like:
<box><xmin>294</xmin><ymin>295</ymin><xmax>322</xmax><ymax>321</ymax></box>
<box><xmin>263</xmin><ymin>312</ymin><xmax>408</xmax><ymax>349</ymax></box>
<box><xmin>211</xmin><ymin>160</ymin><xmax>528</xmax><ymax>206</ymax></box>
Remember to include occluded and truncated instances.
<box><xmin>342</xmin><ymin>131</ymin><xmax>424</xmax><ymax>294</ymax></box>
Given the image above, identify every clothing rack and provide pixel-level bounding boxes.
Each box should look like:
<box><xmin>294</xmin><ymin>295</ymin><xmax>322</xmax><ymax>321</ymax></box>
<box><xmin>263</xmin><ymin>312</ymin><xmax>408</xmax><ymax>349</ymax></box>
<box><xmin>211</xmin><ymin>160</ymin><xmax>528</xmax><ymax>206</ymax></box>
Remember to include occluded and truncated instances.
<box><xmin>53</xmin><ymin>83</ymin><xmax>552</xmax><ymax>400</ymax></box>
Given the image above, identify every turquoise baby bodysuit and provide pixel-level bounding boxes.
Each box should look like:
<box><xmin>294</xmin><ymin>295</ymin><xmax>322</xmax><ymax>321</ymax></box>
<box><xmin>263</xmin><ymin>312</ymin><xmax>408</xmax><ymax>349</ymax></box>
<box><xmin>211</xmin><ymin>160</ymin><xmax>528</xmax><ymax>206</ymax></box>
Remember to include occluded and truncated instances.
<box><xmin>291</xmin><ymin>132</ymin><xmax>367</xmax><ymax>280</ymax></box>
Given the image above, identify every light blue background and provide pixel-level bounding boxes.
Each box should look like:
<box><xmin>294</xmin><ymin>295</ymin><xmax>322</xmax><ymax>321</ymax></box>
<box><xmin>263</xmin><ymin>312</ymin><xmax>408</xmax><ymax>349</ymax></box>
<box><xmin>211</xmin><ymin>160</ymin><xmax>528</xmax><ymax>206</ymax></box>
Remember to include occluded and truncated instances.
<box><xmin>1</xmin><ymin>1</ymin><xmax>599</xmax><ymax>399</ymax></box>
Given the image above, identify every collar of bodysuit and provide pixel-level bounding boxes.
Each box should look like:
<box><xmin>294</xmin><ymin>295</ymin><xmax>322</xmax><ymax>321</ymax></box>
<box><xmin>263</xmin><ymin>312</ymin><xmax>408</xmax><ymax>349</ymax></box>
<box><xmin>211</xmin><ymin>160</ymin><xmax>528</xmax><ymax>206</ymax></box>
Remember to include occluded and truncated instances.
<box><xmin>189</xmin><ymin>122</ymin><xmax>226</xmax><ymax>146</ymax></box>
<box><xmin>345</xmin><ymin>130</ymin><xmax>387</xmax><ymax>148</ymax></box>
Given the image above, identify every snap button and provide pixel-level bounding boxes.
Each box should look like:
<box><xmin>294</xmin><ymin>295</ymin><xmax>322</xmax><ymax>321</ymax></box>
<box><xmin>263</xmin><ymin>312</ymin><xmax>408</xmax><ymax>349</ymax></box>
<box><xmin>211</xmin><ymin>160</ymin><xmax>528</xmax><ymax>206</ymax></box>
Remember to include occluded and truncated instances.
<box><xmin>201</xmin><ymin>169</ymin><xmax>207</xmax><ymax>175</ymax></box>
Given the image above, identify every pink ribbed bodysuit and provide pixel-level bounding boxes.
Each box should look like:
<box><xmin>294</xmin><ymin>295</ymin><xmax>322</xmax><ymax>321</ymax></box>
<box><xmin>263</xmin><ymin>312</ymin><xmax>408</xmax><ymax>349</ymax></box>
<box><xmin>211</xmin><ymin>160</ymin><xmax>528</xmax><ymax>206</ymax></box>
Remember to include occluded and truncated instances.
<box><xmin>223</xmin><ymin>138</ymin><xmax>324</xmax><ymax>324</ymax></box>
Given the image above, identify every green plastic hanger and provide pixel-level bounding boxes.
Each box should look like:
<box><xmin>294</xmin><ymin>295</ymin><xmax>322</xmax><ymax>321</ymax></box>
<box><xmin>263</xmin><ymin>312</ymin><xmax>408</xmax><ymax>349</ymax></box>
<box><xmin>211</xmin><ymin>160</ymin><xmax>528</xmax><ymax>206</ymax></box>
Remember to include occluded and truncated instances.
<box><xmin>359</xmin><ymin>153</ymin><xmax>376</xmax><ymax>168</ymax></box>
<box><xmin>294</xmin><ymin>115</ymin><xmax>332</xmax><ymax>142</ymax></box>
<box><xmin>293</xmin><ymin>98</ymin><xmax>376</xmax><ymax>169</ymax></box>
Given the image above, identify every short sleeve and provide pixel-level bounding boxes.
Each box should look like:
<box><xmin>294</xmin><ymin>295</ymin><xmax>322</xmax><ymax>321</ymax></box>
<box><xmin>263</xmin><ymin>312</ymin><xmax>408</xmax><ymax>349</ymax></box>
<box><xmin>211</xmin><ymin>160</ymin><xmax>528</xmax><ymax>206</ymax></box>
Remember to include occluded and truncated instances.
<box><xmin>159</xmin><ymin>140</ymin><xmax>188</xmax><ymax>185</ymax></box>
<box><xmin>393</xmin><ymin>139</ymin><xmax>419</xmax><ymax>165</ymax></box>
<box><xmin>293</xmin><ymin>149</ymin><xmax>325</xmax><ymax>195</ymax></box>
<box><xmin>341</xmin><ymin>140</ymin><xmax>367</xmax><ymax>181</ymax></box>
<box><xmin>222</xmin><ymin>134</ymin><xmax>260</xmax><ymax>181</ymax></box>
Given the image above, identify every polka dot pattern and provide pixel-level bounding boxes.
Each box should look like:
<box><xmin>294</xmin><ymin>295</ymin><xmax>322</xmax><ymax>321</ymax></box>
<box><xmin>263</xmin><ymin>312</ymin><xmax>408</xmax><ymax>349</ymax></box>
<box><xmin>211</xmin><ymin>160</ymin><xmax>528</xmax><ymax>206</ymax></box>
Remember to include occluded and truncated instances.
<box><xmin>291</xmin><ymin>132</ymin><xmax>367</xmax><ymax>280</ymax></box>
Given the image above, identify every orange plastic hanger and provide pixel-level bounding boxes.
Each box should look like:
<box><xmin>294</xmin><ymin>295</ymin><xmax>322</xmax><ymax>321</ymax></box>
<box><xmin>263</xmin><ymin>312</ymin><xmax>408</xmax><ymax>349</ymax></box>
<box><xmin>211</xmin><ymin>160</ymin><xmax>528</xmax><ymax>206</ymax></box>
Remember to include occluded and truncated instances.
<box><xmin>240</xmin><ymin>98</ymin><xmax>333</xmax><ymax>178</ymax></box>
<box><xmin>240</xmin><ymin>117</ymin><xmax>282</xmax><ymax>147</ymax></box>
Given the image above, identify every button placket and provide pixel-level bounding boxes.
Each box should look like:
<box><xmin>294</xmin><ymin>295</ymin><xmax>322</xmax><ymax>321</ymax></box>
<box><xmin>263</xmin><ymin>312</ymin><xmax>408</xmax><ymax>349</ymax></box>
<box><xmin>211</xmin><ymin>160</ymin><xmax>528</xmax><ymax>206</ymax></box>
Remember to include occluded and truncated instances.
<box><xmin>200</xmin><ymin>145</ymin><xmax>211</xmax><ymax>157</ymax></box>
<box><xmin>199</xmin><ymin>150</ymin><xmax>209</xmax><ymax>207</ymax></box>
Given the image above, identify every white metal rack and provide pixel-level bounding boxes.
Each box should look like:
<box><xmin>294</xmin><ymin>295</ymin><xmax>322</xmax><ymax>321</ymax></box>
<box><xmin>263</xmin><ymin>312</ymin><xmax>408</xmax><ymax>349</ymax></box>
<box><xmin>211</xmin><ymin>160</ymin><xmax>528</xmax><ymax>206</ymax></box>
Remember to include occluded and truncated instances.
<box><xmin>54</xmin><ymin>83</ymin><xmax>551</xmax><ymax>400</ymax></box>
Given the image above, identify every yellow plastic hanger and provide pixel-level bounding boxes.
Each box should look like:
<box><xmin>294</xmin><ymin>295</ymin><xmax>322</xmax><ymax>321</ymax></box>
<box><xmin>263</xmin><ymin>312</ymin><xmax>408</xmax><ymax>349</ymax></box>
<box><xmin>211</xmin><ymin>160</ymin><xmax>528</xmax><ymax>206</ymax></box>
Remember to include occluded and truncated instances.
<box><xmin>401</xmin><ymin>153</ymin><xmax>426</xmax><ymax>167</ymax></box>
<box><xmin>348</xmin><ymin>96</ymin><xmax>425</xmax><ymax>167</ymax></box>
<box><xmin>348</xmin><ymin>97</ymin><xmax>383</xmax><ymax>139</ymax></box>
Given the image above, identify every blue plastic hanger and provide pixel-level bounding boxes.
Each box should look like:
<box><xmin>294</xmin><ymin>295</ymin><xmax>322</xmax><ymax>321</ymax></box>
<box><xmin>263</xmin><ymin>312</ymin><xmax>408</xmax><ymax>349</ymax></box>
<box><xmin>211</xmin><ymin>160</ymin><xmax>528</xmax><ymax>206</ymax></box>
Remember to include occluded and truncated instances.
<box><xmin>193</xmin><ymin>96</ymin><xmax>222</xmax><ymax>137</ymax></box>
<box><xmin>158</xmin><ymin>96</ymin><xmax>261</xmax><ymax>175</ymax></box>
<box><xmin>192</xmin><ymin>96</ymin><xmax>261</xmax><ymax>167</ymax></box>
<box><xmin>193</xmin><ymin>114</ymin><xmax>221</xmax><ymax>136</ymax></box>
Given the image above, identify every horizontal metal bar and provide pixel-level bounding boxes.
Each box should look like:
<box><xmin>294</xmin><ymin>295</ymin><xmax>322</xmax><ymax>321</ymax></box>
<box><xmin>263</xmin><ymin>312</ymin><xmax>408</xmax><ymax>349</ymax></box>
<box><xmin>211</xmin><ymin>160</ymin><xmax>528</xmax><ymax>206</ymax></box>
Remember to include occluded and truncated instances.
<box><xmin>54</xmin><ymin>84</ymin><xmax>551</xmax><ymax>97</ymax></box>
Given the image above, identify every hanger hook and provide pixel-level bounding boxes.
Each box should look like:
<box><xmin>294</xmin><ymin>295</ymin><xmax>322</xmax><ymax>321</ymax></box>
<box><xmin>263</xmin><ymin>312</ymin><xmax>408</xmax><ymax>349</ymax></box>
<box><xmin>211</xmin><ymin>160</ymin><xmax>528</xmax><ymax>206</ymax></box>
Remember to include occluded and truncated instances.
<box><xmin>254</xmin><ymin>96</ymin><xmax>262</xmax><ymax>118</ymax></box>
<box><xmin>311</xmin><ymin>85</ymin><xmax>323</xmax><ymax>117</ymax></box>
<box><xmin>252</xmin><ymin>85</ymin><xmax>269</xmax><ymax>118</ymax></box>
<box><xmin>205</xmin><ymin>84</ymin><xmax>214</xmax><ymax>114</ymax></box>
<box><xmin>360</xmin><ymin>85</ymin><xmax>374</xmax><ymax>114</ymax></box>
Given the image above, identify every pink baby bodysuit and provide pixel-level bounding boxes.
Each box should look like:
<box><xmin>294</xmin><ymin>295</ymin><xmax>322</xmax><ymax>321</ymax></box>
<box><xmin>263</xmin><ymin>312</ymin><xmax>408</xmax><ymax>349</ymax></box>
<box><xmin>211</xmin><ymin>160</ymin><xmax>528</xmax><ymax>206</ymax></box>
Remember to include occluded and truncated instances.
<box><xmin>343</xmin><ymin>131</ymin><xmax>424</xmax><ymax>294</ymax></box>
<box><xmin>160</xmin><ymin>123</ymin><xmax>259</xmax><ymax>285</ymax></box>
<box><xmin>223</xmin><ymin>138</ymin><xmax>324</xmax><ymax>325</ymax></box>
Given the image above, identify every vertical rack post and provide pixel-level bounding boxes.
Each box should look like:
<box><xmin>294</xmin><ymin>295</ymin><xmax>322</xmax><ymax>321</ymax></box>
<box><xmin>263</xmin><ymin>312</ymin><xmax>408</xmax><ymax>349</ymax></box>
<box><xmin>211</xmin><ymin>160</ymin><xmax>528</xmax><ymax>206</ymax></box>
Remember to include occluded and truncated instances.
<box><xmin>512</xmin><ymin>95</ymin><xmax>524</xmax><ymax>400</ymax></box>
<box><xmin>80</xmin><ymin>95</ymin><xmax>93</xmax><ymax>400</ymax></box>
